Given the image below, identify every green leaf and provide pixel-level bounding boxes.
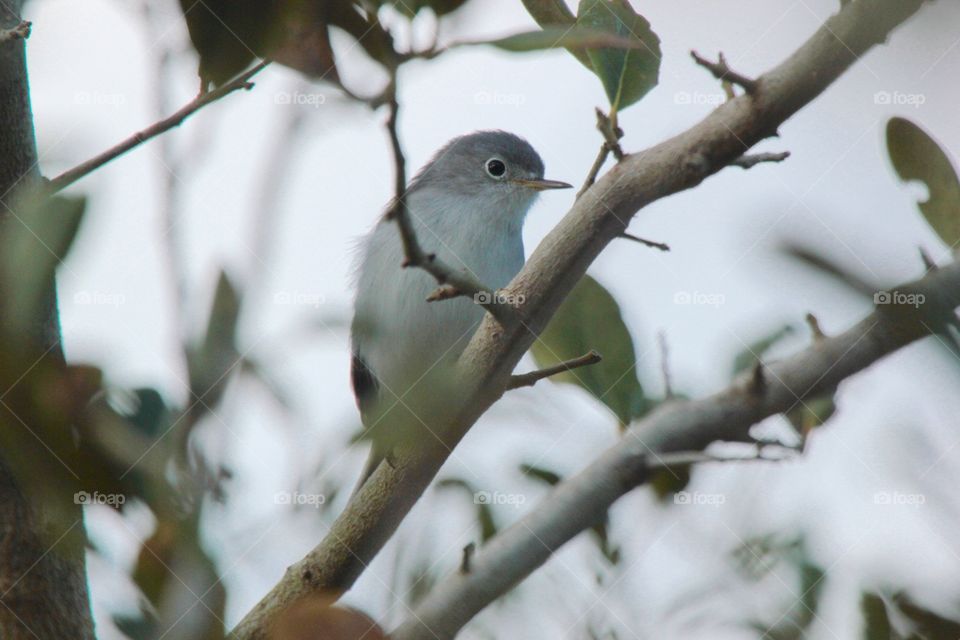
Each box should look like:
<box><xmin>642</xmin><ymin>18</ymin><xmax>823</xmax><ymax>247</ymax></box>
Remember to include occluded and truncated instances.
<box><xmin>188</xmin><ymin>271</ymin><xmax>242</xmax><ymax>415</ymax></box>
<box><xmin>531</xmin><ymin>274</ymin><xmax>646</xmax><ymax>425</ymax></box>
<box><xmin>576</xmin><ymin>0</ymin><xmax>661</xmax><ymax>112</ymax></box>
<box><xmin>475</xmin><ymin>26</ymin><xmax>651</xmax><ymax>53</ymax></box>
<box><xmin>0</xmin><ymin>192</ymin><xmax>85</xmax><ymax>343</ymax></box>
<box><xmin>886</xmin><ymin>117</ymin><xmax>960</xmax><ymax>246</ymax></box>
<box><xmin>731</xmin><ymin>324</ymin><xmax>795</xmax><ymax>378</ymax></box>
<box><xmin>519</xmin><ymin>0</ymin><xmax>593</xmax><ymax>69</ymax></box>
<box><xmin>437</xmin><ymin>478</ymin><xmax>498</xmax><ymax>542</ymax></box>
<box><xmin>861</xmin><ymin>592</ymin><xmax>895</xmax><ymax>640</ymax></box>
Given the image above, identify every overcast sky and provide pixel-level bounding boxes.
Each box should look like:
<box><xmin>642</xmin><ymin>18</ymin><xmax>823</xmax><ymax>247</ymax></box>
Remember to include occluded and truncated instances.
<box><xmin>23</xmin><ymin>0</ymin><xmax>960</xmax><ymax>637</ymax></box>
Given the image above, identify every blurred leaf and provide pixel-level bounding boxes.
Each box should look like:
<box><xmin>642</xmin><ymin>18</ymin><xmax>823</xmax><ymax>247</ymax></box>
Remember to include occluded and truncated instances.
<box><xmin>387</xmin><ymin>0</ymin><xmax>469</xmax><ymax>17</ymax></box>
<box><xmin>471</xmin><ymin>26</ymin><xmax>653</xmax><ymax>53</ymax></box>
<box><xmin>731</xmin><ymin>324</ymin><xmax>795</xmax><ymax>378</ymax></box>
<box><xmin>521</xmin><ymin>464</ymin><xmax>619</xmax><ymax>563</ymax></box>
<box><xmin>520</xmin><ymin>0</ymin><xmax>594</xmax><ymax>68</ymax></box>
<box><xmin>270</xmin><ymin>596</ymin><xmax>387</xmax><ymax>640</ymax></box>
<box><xmin>861</xmin><ymin>592</ymin><xmax>896</xmax><ymax>640</ymax></box>
<box><xmin>895</xmin><ymin>593</ymin><xmax>960</xmax><ymax>639</ymax></box>
<box><xmin>886</xmin><ymin>117</ymin><xmax>960</xmax><ymax>247</ymax></box>
<box><xmin>531</xmin><ymin>274</ymin><xmax>647</xmax><ymax>426</ymax></box>
<box><xmin>649</xmin><ymin>466</ymin><xmax>690</xmax><ymax>503</ymax></box>
<box><xmin>126</xmin><ymin>515</ymin><xmax>226</xmax><ymax>640</ymax></box>
<box><xmin>786</xmin><ymin>395</ymin><xmax>836</xmax><ymax>438</ymax></box>
<box><xmin>0</xmin><ymin>192</ymin><xmax>85</xmax><ymax>343</ymax></box>
<box><xmin>576</xmin><ymin>0</ymin><xmax>660</xmax><ymax>112</ymax></box>
<box><xmin>179</xmin><ymin>0</ymin><xmax>397</xmax><ymax>86</ymax></box>
<box><xmin>188</xmin><ymin>271</ymin><xmax>242</xmax><ymax>422</ymax></box>
<box><xmin>437</xmin><ymin>478</ymin><xmax>498</xmax><ymax>542</ymax></box>
<box><xmin>519</xmin><ymin>463</ymin><xmax>560</xmax><ymax>486</ymax></box>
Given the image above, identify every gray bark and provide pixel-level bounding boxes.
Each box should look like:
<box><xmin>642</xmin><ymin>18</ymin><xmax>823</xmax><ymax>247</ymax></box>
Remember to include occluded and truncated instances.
<box><xmin>0</xmin><ymin>2</ymin><xmax>95</xmax><ymax>637</ymax></box>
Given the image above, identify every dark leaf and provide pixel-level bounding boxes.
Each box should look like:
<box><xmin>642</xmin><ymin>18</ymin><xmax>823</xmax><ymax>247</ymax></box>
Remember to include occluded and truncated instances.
<box><xmin>470</xmin><ymin>26</ymin><xmax>653</xmax><ymax>53</ymax></box>
<box><xmin>886</xmin><ymin>117</ymin><xmax>960</xmax><ymax>247</ymax></box>
<box><xmin>437</xmin><ymin>478</ymin><xmax>498</xmax><ymax>542</ymax></box>
<box><xmin>531</xmin><ymin>274</ymin><xmax>647</xmax><ymax>425</ymax></box>
<box><xmin>576</xmin><ymin>0</ymin><xmax>660</xmax><ymax>111</ymax></box>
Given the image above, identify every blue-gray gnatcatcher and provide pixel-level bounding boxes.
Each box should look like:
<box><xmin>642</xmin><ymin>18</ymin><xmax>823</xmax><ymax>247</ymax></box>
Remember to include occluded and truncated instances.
<box><xmin>350</xmin><ymin>130</ymin><xmax>571</xmax><ymax>490</ymax></box>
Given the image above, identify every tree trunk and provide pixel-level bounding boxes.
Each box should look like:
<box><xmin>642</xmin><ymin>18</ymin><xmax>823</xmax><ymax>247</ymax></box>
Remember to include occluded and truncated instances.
<box><xmin>0</xmin><ymin>1</ymin><xmax>95</xmax><ymax>637</ymax></box>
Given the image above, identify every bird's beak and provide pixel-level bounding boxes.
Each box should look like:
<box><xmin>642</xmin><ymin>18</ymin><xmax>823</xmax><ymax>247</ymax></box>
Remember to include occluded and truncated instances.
<box><xmin>511</xmin><ymin>178</ymin><xmax>573</xmax><ymax>191</ymax></box>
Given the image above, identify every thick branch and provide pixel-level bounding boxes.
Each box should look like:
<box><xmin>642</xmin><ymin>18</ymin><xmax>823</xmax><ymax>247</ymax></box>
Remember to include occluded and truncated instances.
<box><xmin>394</xmin><ymin>259</ymin><xmax>960</xmax><ymax>639</ymax></box>
<box><xmin>507</xmin><ymin>350</ymin><xmax>601</xmax><ymax>390</ymax></box>
<box><xmin>229</xmin><ymin>2</ymin><xmax>926</xmax><ymax>638</ymax></box>
<box><xmin>45</xmin><ymin>60</ymin><xmax>270</xmax><ymax>193</ymax></box>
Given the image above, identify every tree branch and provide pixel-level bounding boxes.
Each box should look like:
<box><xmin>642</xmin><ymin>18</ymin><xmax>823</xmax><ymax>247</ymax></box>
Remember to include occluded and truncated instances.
<box><xmin>393</xmin><ymin>259</ymin><xmax>960</xmax><ymax>640</ymax></box>
<box><xmin>45</xmin><ymin>60</ymin><xmax>270</xmax><ymax>194</ymax></box>
<box><xmin>731</xmin><ymin>151</ymin><xmax>791</xmax><ymax>169</ymax></box>
<box><xmin>617</xmin><ymin>231</ymin><xmax>670</xmax><ymax>251</ymax></box>
<box><xmin>690</xmin><ymin>50</ymin><xmax>758</xmax><ymax>94</ymax></box>
<box><xmin>229</xmin><ymin>2</ymin><xmax>928</xmax><ymax>638</ymax></box>
<box><xmin>0</xmin><ymin>20</ymin><xmax>29</xmax><ymax>43</ymax></box>
<box><xmin>507</xmin><ymin>350</ymin><xmax>602</xmax><ymax>390</ymax></box>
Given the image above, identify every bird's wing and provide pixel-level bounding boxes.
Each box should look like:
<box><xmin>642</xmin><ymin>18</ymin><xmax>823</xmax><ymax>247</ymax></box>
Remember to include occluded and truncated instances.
<box><xmin>350</xmin><ymin>352</ymin><xmax>378</xmax><ymax>421</ymax></box>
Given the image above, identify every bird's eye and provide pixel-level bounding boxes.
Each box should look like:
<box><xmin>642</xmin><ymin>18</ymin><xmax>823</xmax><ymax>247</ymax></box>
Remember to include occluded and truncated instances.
<box><xmin>485</xmin><ymin>158</ymin><xmax>506</xmax><ymax>179</ymax></box>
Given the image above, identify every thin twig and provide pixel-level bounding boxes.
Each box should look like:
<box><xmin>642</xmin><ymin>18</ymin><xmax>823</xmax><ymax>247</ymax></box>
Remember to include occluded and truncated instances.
<box><xmin>657</xmin><ymin>332</ymin><xmax>673</xmax><ymax>399</ymax></box>
<box><xmin>617</xmin><ymin>232</ymin><xmax>670</xmax><ymax>252</ymax></box>
<box><xmin>595</xmin><ymin>108</ymin><xmax>624</xmax><ymax>161</ymax></box>
<box><xmin>805</xmin><ymin>313</ymin><xmax>826</xmax><ymax>341</ymax></box>
<box><xmin>649</xmin><ymin>447</ymin><xmax>796</xmax><ymax>471</ymax></box>
<box><xmin>460</xmin><ymin>543</ymin><xmax>475</xmax><ymax>574</ymax></box>
<box><xmin>383</xmin><ymin>98</ymin><xmax>514</xmax><ymax>322</ymax></box>
<box><xmin>920</xmin><ymin>246</ymin><xmax>938</xmax><ymax>273</ymax></box>
<box><xmin>507</xmin><ymin>350</ymin><xmax>602</xmax><ymax>390</ymax></box>
<box><xmin>46</xmin><ymin>60</ymin><xmax>271</xmax><ymax>193</ymax></box>
<box><xmin>731</xmin><ymin>151</ymin><xmax>790</xmax><ymax>169</ymax></box>
<box><xmin>0</xmin><ymin>20</ymin><xmax>31</xmax><ymax>43</ymax></box>
<box><xmin>576</xmin><ymin>143</ymin><xmax>611</xmax><ymax>199</ymax></box>
<box><xmin>691</xmin><ymin>50</ymin><xmax>758</xmax><ymax>94</ymax></box>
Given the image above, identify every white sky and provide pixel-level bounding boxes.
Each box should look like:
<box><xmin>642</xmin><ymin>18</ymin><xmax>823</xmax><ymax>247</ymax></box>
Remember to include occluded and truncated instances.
<box><xmin>21</xmin><ymin>0</ymin><xmax>960</xmax><ymax>637</ymax></box>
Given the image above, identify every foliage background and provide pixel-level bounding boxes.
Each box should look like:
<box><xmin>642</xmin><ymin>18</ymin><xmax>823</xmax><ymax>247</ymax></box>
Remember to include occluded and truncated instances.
<box><xmin>20</xmin><ymin>0</ymin><xmax>960</xmax><ymax>637</ymax></box>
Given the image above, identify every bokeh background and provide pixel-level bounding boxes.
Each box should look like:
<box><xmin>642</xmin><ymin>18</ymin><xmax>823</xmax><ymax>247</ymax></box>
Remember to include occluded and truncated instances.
<box><xmin>22</xmin><ymin>0</ymin><xmax>960</xmax><ymax>637</ymax></box>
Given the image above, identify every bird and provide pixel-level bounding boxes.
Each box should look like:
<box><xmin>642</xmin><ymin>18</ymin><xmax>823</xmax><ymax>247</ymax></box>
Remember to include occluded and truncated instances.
<box><xmin>349</xmin><ymin>130</ymin><xmax>571</xmax><ymax>493</ymax></box>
